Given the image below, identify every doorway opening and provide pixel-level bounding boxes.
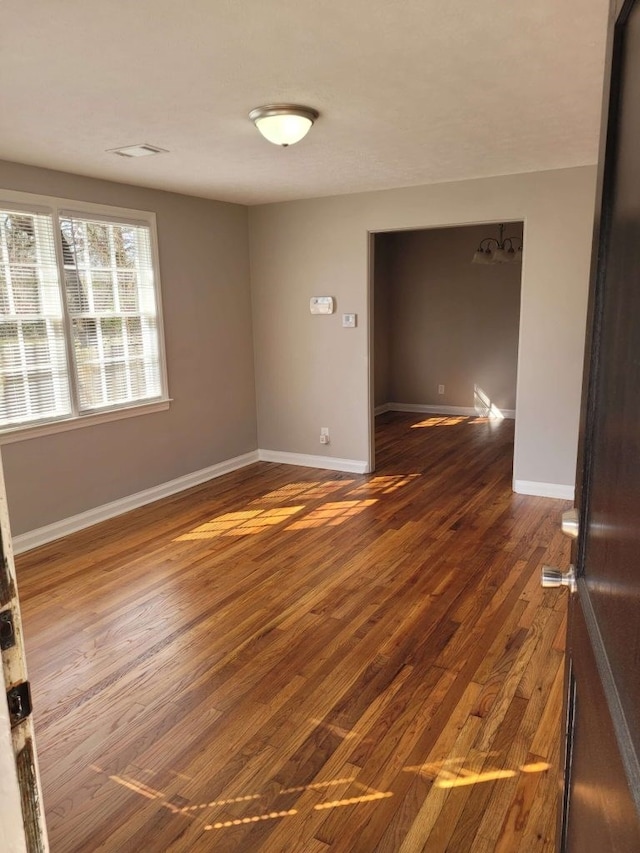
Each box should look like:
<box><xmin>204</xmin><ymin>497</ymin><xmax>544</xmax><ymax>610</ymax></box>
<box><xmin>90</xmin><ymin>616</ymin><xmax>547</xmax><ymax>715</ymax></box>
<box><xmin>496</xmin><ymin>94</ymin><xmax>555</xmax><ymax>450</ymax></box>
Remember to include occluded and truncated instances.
<box><xmin>369</xmin><ymin>221</ymin><xmax>524</xmax><ymax>474</ymax></box>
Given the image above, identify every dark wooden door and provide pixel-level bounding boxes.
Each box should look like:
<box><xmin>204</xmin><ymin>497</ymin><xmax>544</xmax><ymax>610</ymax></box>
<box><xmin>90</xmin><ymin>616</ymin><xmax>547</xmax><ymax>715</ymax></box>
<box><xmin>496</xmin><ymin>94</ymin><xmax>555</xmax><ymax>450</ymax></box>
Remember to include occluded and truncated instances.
<box><xmin>561</xmin><ymin>0</ymin><xmax>640</xmax><ymax>849</ymax></box>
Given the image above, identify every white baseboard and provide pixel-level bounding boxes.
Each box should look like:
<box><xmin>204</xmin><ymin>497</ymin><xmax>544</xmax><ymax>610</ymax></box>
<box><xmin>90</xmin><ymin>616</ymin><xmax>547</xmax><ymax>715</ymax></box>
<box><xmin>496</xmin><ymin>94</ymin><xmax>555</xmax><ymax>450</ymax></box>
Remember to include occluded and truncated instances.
<box><xmin>379</xmin><ymin>402</ymin><xmax>516</xmax><ymax>419</ymax></box>
<box><xmin>391</xmin><ymin>402</ymin><xmax>479</xmax><ymax>416</ymax></box>
<box><xmin>19</xmin><ymin>445</ymin><xmax>559</xmax><ymax>555</ymax></box>
<box><xmin>13</xmin><ymin>450</ymin><xmax>260</xmax><ymax>554</ymax></box>
<box><xmin>258</xmin><ymin>449</ymin><xmax>369</xmax><ymax>474</ymax></box>
<box><xmin>14</xmin><ymin>447</ymin><xmax>371</xmax><ymax>553</ymax></box>
<box><xmin>513</xmin><ymin>479</ymin><xmax>575</xmax><ymax>500</ymax></box>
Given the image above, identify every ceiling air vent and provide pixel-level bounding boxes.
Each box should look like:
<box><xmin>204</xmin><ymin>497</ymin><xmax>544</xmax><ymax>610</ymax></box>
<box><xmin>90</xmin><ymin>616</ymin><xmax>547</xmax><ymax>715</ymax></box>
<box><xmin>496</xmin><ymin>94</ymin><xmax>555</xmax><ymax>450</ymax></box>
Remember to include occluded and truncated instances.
<box><xmin>108</xmin><ymin>143</ymin><xmax>168</xmax><ymax>158</ymax></box>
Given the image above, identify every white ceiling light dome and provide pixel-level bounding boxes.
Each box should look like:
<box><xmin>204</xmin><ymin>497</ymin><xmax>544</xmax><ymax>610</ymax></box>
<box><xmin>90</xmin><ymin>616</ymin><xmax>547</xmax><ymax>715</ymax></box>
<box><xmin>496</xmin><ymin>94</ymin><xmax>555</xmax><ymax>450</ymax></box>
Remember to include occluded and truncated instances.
<box><xmin>249</xmin><ymin>104</ymin><xmax>319</xmax><ymax>147</ymax></box>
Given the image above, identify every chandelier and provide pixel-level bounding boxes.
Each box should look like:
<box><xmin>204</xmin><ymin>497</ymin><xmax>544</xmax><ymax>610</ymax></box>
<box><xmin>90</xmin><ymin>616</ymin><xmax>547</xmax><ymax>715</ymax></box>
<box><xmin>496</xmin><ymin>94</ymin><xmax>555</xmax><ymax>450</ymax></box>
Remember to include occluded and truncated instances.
<box><xmin>472</xmin><ymin>224</ymin><xmax>522</xmax><ymax>264</ymax></box>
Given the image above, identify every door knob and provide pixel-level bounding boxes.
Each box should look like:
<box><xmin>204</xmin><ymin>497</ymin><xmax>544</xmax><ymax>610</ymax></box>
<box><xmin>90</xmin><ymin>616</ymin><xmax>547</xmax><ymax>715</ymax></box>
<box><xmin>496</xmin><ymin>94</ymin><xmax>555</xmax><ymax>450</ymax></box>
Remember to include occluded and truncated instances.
<box><xmin>541</xmin><ymin>564</ymin><xmax>576</xmax><ymax>592</ymax></box>
<box><xmin>561</xmin><ymin>508</ymin><xmax>579</xmax><ymax>539</ymax></box>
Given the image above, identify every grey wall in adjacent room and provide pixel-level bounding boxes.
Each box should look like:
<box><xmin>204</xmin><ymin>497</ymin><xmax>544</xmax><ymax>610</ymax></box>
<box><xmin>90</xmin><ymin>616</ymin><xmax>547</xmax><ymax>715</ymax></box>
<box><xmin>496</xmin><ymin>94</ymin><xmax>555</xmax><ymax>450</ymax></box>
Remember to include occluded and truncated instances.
<box><xmin>0</xmin><ymin>161</ymin><xmax>257</xmax><ymax>535</ymax></box>
<box><xmin>376</xmin><ymin>224</ymin><xmax>522</xmax><ymax>412</ymax></box>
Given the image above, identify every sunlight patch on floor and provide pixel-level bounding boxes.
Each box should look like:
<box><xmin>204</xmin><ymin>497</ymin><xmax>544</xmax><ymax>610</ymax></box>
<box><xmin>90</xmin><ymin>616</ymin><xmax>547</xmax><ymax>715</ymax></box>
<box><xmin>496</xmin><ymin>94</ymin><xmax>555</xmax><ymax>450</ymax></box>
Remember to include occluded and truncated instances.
<box><xmin>255</xmin><ymin>481</ymin><xmax>353</xmax><ymax>503</ymax></box>
<box><xmin>90</xmin><ymin>762</ymin><xmax>389</xmax><ymax>835</ymax></box>
<box><xmin>174</xmin><ymin>506</ymin><xmax>304</xmax><ymax>540</ymax></box>
<box><xmin>286</xmin><ymin>499</ymin><xmax>377</xmax><ymax>530</ymax></box>
<box><xmin>348</xmin><ymin>474</ymin><xmax>420</xmax><ymax>495</ymax></box>
<box><xmin>404</xmin><ymin>755</ymin><xmax>552</xmax><ymax>789</ymax></box>
<box><xmin>410</xmin><ymin>416</ymin><xmax>469</xmax><ymax>428</ymax></box>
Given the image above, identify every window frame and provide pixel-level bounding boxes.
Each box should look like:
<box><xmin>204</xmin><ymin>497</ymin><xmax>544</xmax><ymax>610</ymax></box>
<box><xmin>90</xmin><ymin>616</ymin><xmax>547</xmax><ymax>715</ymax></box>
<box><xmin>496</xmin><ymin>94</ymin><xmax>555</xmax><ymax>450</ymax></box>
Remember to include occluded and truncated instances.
<box><xmin>0</xmin><ymin>190</ymin><xmax>171</xmax><ymax>445</ymax></box>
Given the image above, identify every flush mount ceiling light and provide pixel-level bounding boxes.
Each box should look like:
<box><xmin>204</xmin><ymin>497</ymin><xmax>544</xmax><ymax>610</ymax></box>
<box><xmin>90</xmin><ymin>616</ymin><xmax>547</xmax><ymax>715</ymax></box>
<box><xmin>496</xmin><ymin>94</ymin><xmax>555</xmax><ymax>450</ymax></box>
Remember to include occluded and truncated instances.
<box><xmin>249</xmin><ymin>104</ymin><xmax>319</xmax><ymax>147</ymax></box>
<box><xmin>472</xmin><ymin>224</ymin><xmax>523</xmax><ymax>264</ymax></box>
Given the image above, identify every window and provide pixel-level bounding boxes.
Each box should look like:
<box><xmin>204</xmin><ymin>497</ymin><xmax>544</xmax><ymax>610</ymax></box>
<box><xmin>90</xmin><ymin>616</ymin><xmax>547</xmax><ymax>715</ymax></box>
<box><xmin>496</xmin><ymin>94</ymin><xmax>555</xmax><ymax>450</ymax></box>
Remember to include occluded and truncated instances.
<box><xmin>0</xmin><ymin>195</ymin><xmax>168</xmax><ymax>438</ymax></box>
<box><xmin>0</xmin><ymin>210</ymin><xmax>70</xmax><ymax>427</ymax></box>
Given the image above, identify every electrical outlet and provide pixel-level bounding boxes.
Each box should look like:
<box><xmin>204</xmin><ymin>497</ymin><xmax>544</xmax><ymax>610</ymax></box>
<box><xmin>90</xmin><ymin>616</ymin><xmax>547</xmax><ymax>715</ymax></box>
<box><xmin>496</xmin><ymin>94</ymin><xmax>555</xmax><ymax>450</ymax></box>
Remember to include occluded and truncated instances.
<box><xmin>438</xmin><ymin>384</ymin><xmax>445</xmax><ymax>395</ymax></box>
<box><xmin>320</xmin><ymin>427</ymin><xmax>330</xmax><ymax>445</ymax></box>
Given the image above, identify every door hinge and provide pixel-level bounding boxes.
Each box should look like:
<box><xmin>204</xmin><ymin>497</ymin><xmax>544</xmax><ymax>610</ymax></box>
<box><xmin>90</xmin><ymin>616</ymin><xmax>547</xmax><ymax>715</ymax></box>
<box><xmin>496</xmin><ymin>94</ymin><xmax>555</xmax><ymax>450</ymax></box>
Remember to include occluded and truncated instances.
<box><xmin>0</xmin><ymin>608</ymin><xmax>16</xmax><ymax>650</ymax></box>
<box><xmin>7</xmin><ymin>681</ymin><xmax>32</xmax><ymax>727</ymax></box>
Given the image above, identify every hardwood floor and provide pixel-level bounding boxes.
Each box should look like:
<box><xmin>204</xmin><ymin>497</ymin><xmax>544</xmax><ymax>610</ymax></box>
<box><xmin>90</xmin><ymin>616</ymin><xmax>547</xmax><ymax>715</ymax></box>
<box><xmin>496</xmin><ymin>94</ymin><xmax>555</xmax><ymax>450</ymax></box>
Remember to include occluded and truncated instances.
<box><xmin>16</xmin><ymin>413</ymin><xmax>571</xmax><ymax>852</ymax></box>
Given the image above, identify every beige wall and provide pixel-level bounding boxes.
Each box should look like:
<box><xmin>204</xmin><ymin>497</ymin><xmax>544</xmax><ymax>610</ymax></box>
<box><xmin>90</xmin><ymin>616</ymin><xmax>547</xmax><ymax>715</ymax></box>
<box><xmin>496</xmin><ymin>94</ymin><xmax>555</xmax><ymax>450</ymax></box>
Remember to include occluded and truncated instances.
<box><xmin>0</xmin><ymin>162</ymin><xmax>597</xmax><ymax>534</ymax></box>
<box><xmin>377</xmin><ymin>224</ymin><xmax>522</xmax><ymax>412</ymax></box>
<box><xmin>0</xmin><ymin>161</ymin><xmax>257</xmax><ymax>535</ymax></box>
<box><xmin>373</xmin><ymin>237</ymin><xmax>392</xmax><ymax>408</ymax></box>
<box><xmin>249</xmin><ymin>166</ymin><xmax>597</xmax><ymax>490</ymax></box>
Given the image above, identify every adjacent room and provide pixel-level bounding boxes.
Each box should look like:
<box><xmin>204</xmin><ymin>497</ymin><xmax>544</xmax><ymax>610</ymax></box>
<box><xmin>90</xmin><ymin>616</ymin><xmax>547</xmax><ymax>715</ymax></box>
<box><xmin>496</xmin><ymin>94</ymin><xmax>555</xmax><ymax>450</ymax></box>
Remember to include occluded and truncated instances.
<box><xmin>0</xmin><ymin>1</ymin><xmax>611</xmax><ymax>851</ymax></box>
<box><xmin>372</xmin><ymin>223</ymin><xmax>523</xmax><ymax>470</ymax></box>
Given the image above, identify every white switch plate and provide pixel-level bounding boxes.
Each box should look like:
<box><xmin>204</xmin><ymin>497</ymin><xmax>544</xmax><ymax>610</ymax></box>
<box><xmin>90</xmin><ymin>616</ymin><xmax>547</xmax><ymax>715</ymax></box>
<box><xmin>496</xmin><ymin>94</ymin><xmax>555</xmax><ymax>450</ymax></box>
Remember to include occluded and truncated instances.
<box><xmin>342</xmin><ymin>313</ymin><xmax>357</xmax><ymax>328</ymax></box>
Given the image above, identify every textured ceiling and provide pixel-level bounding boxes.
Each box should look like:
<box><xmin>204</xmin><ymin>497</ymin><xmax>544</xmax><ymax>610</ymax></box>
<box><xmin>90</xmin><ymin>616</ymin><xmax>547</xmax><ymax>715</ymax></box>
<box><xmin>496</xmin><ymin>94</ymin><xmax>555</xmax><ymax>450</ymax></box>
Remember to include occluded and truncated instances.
<box><xmin>1</xmin><ymin>0</ymin><xmax>609</xmax><ymax>205</ymax></box>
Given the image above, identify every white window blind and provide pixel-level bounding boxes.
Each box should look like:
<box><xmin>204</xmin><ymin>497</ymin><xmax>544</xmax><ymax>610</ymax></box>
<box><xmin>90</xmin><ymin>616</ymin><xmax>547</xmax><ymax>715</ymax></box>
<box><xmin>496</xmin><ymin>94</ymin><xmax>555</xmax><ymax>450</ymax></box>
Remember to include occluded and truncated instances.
<box><xmin>0</xmin><ymin>196</ymin><xmax>167</xmax><ymax>436</ymax></box>
<box><xmin>0</xmin><ymin>210</ymin><xmax>71</xmax><ymax>428</ymax></box>
<box><xmin>60</xmin><ymin>214</ymin><xmax>163</xmax><ymax>412</ymax></box>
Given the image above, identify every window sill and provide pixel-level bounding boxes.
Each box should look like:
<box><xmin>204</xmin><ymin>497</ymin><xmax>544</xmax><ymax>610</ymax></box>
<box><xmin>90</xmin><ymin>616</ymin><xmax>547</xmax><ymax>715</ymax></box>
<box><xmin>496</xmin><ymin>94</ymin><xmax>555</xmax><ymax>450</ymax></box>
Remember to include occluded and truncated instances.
<box><xmin>0</xmin><ymin>399</ymin><xmax>172</xmax><ymax>445</ymax></box>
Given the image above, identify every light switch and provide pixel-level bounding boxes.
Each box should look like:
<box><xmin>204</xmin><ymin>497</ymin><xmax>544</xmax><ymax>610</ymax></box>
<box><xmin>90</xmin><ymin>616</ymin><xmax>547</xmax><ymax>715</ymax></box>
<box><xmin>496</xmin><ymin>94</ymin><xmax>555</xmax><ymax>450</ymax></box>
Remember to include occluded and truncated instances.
<box><xmin>342</xmin><ymin>313</ymin><xmax>357</xmax><ymax>328</ymax></box>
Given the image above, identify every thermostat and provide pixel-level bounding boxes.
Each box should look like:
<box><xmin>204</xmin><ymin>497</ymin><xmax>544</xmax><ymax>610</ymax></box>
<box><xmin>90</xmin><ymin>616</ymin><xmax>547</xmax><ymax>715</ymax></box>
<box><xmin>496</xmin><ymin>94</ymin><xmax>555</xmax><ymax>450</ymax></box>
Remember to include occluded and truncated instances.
<box><xmin>310</xmin><ymin>296</ymin><xmax>335</xmax><ymax>315</ymax></box>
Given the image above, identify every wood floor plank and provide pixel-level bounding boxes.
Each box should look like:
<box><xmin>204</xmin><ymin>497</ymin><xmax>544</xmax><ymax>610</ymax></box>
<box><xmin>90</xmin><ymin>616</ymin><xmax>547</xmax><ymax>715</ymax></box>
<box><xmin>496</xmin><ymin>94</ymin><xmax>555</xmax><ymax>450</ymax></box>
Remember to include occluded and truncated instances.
<box><xmin>16</xmin><ymin>413</ymin><xmax>570</xmax><ymax>851</ymax></box>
